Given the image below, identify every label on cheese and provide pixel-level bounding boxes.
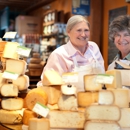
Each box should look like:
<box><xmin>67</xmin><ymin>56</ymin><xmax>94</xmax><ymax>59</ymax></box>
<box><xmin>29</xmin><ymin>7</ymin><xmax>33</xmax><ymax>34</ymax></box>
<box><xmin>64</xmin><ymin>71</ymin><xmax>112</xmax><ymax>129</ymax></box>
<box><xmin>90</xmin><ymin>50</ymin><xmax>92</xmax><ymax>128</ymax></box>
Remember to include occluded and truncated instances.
<box><xmin>3</xmin><ymin>32</ymin><xmax>17</xmax><ymax>39</ymax></box>
<box><xmin>16</xmin><ymin>46</ymin><xmax>31</xmax><ymax>57</ymax></box>
<box><xmin>32</xmin><ymin>102</ymin><xmax>50</xmax><ymax>117</ymax></box>
<box><xmin>95</xmin><ymin>74</ymin><xmax>114</xmax><ymax>84</ymax></box>
<box><xmin>2</xmin><ymin>70</ymin><xmax>19</xmax><ymax>80</ymax></box>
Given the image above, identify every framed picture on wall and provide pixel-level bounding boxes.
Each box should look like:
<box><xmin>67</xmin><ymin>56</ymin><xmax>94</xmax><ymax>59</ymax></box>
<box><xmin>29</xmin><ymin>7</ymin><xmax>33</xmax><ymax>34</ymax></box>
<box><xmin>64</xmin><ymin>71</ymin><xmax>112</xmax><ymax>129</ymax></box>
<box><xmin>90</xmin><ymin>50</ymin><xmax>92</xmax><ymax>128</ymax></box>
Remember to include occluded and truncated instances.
<box><xmin>108</xmin><ymin>6</ymin><xmax>127</xmax><ymax>65</ymax></box>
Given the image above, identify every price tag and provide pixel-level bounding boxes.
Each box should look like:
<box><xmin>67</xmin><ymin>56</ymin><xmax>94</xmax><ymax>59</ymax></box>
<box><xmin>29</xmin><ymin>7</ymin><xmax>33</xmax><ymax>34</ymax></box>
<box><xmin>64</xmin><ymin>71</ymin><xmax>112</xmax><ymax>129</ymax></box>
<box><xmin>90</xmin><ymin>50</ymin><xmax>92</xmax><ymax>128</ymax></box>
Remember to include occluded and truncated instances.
<box><xmin>3</xmin><ymin>32</ymin><xmax>17</xmax><ymax>39</ymax></box>
<box><xmin>62</xmin><ymin>72</ymin><xmax>78</xmax><ymax>83</ymax></box>
<box><xmin>95</xmin><ymin>74</ymin><xmax>114</xmax><ymax>84</ymax></box>
<box><xmin>16</xmin><ymin>46</ymin><xmax>31</xmax><ymax>57</ymax></box>
<box><xmin>2</xmin><ymin>71</ymin><xmax>19</xmax><ymax>80</ymax></box>
<box><xmin>32</xmin><ymin>102</ymin><xmax>50</xmax><ymax>118</ymax></box>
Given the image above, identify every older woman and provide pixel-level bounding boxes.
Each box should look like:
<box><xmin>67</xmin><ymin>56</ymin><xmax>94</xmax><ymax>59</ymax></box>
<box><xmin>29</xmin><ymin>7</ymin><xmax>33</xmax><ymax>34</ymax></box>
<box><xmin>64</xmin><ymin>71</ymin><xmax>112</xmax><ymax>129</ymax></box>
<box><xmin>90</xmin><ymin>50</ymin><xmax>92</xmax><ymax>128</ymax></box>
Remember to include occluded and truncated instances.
<box><xmin>41</xmin><ymin>15</ymin><xmax>105</xmax><ymax>92</ymax></box>
<box><xmin>108</xmin><ymin>15</ymin><xmax>130</xmax><ymax>70</ymax></box>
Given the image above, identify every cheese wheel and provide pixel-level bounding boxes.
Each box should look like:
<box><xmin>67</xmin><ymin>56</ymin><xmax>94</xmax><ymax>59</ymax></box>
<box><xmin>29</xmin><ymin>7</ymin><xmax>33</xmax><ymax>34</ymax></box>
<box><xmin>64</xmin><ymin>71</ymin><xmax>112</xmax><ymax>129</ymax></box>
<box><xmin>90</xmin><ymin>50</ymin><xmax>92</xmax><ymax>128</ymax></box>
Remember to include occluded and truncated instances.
<box><xmin>1</xmin><ymin>97</ymin><xmax>24</xmax><ymax>110</ymax></box>
<box><xmin>98</xmin><ymin>90</ymin><xmax>114</xmax><ymax>105</ymax></box>
<box><xmin>85</xmin><ymin>105</ymin><xmax>120</xmax><ymax>121</ymax></box>
<box><xmin>3</xmin><ymin>42</ymin><xmax>19</xmax><ymax>59</ymax></box>
<box><xmin>30</xmin><ymin>58</ymin><xmax>41</xmax><ymax>64</ymax></box>
<box><xmin>6</xmin><ymin>59</ymin><xmax>27</xmax><ymax>75</ymax></box>
<box><xmin>1</xmin><ymin>83</ymin><xmax>18</xmax><ymax>97</ymax></box>
<box><xmin>23</xmin><ymin>109</ymin><xmax>37</xmax><ymax>125</ymax></box>
<box><xmin>25</xmin><ymin>87</ymin><xmax>48</xmax><ymax>110</ymax></box>
<box><xmin>48</xmin><ymin>110</ymin><xmax>85</xmax><ymax>128</ymax></box>
<box><xmin>105</xmin><ymin>70</ymin><xmax>122</xmax><ymax>88</ymax></box>
<box><xmin>28</xmin><ymin>118</ymin><xmax>50</xmax><ymax>130</ymax></box>
<box><xmin>84</xmin><ymin>75</ymin><xmax>103</xmax><ymax>91</ymax></box>
<box><xmin>0</xmin><ymin>109</ymin><xmax>23</xmax><ymax>124</ymax></box>
<box><xmin>58</xmin><ymin>95</ymin><xmax>78</xmax><ymax>111</ymax></box>
<box><xmin>13</xmin><ymin>75</ymin><xmax>29</xmax><ymax>91</ymax></box>
<box><xmin>118</xmin><ymin>108</ymin><xmax>130</xmax><ymax>127</ymax></box>
<box><xmin>42</xmin><ymin>70</ymin><xmax>64</xmax><ymax>85</ymax></box>
<box><xmin>84</xmin><ymin>121</ymin><xmax>120</xmax><ymax>130</ymax></box>
<box><xmin>77</xmin><ymin>92</ymin><xmax>98</xmax><ymax>107</ymax></box>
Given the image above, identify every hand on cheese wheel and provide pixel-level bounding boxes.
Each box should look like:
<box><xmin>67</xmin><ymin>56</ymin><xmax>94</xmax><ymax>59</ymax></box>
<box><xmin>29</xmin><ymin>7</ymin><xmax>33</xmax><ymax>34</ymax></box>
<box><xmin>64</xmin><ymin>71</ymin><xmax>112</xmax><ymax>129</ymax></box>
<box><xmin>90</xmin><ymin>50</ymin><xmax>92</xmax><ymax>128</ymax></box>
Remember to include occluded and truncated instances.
<box><xmin>25</xmin><ymin>87</ymin><xmax>48</xmax><ymax>110</ymax></box>
<box><xmin>61</xmin><ymin>84</ymin><xmax>77</xmax><ymax>96</ymax></box>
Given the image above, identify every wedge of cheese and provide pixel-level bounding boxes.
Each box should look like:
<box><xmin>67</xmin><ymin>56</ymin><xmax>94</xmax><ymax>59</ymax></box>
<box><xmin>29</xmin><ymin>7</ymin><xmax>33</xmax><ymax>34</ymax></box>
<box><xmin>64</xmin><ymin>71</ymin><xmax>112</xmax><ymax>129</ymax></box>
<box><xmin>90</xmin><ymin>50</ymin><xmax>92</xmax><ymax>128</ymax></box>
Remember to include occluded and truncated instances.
<box><xmin>84</xmin><ymin>121</ymin><xmax>120</xmax><ymax>130</ymax></box>
<box><xmin>12</xmin><ymin>75</ymin><xmax>29</xmax><ymax>91</ymax></box>
<box><xmin>28</xmin><ymin>118</ymin><xmax>50</xmax><ymax>130</ymax></box>
<box><xmin>3</xmin><ymin>42</ymin><xmax>19</xmax><ymax>59</ymax></box>
<box><xmin>77</xmin><ymin>92</ymin><xmax>98</xmax><ymax>107</ymax></box>
<box><xmin>118</xmin><ymin>108</ymin><xmax>130</xmax><ymax>127</ymax></box>
<box><xmin>1</xmin><ymin>97</ymin><xmax>24</xmax><ymax>110</ymax></box>
<box><xmin>105</xmin><ymin>70</ymin><xmax>122</xmax><ymax>88</ymax></box>
<box><xmin>25</xmin><ymin>87</ymin><xmax>48</xmax><ymax>110</ymax></box>
<box><xmin>58</xmin><ymin>95</ymin><xmax>78</xmax><ymax>111</ymax></box>
<box><xmin>85</xmin><ymin>105</ymin><xmax>120</xmax><ymax>121</ymax></box>
<box><xmin>1</xmin><ymin>84</ymin><xmax>18</xmax><ymax>97</ymax></box>
<box><xmin>0</xmin><ymin>109</ymin><xmax>23</xmax><ymax>124</ymax></box>
<box><xmin>98</xmin><ymin>90</ymin><xmax>114</xmax><ymax>105</ymax></box>
<box><xmin>42</xmin><ymin>70</ymin><xmax>64</xmax><ymax>85</ymax></box>
<box><xmin>39</xmin><ymin>86</ymin><xmax>61</xmax><ymax>105</ymax></box>
<box><xmin>84</xmin><ymin>75</ymin><xmax>103</xmax><ymax>91</ymax></box>
<box><xmin>48</xmin><ymin>110</ymin><xmax>85</xmax><ymax>128</ymax></box>
<box><xmin>6</xmin><ymin>59</ymin><xmax>27</xmax><ymax>75</ymax></box>
<box><xmin>23</xmin><ymin>109</ymin><xmax>37</xmax><ymax>125</ymax></box>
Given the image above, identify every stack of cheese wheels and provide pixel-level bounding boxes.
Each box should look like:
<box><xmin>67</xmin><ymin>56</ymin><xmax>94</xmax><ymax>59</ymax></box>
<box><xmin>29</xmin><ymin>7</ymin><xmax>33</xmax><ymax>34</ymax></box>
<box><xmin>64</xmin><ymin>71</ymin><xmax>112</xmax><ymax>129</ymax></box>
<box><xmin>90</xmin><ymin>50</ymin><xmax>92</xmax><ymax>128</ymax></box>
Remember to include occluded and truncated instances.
<box><xmin>0</xmin><ymin>42</ymin><xmax>30</xmax><ymax>125</ymax></box>
<box><xmin>28</xmin><ymin>52</ymin><xmax>43</xmax><ymax>76</ymax></box>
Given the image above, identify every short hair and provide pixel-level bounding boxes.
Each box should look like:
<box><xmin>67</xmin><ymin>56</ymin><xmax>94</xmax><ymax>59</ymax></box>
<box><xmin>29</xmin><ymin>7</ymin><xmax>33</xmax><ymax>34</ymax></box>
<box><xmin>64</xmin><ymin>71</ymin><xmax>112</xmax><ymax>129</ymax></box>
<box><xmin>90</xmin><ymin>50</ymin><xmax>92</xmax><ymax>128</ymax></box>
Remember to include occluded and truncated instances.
<box><xmin>66</xmin><ymin>15</ymin><xmax>90</xmax><ymax>33</ymax></box>
<box><xmin>109</xmin><ymin>15</ymin><xmax>130</xmax><ymax>42</ymax></box>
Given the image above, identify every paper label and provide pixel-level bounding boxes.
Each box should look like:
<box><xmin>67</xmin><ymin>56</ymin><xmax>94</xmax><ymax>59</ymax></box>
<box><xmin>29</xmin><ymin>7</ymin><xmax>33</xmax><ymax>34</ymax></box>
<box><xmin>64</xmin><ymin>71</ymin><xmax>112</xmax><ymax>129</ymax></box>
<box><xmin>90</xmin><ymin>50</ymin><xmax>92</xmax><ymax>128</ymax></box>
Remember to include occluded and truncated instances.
<box><xmin>62</xmin><ymin>73</ymin><xmax>78</xmax><ymax>83</ymax></box>
<box><xmin>16</xmin><ymin>46</ymin><xmax>31</xmax><ymax>57</ymax></box>
<box><xmin>95</xmin><ymin>74</ymin><xmax>114</xmax><ymax>84</ymax></box>
<box><xmin>32</xmin><ymin>102</ymin><xmax>50</xmax><ymax>118</ymax></box>
<box><xmin>3</xmin><ymin>32</ymin><xmax>17</xmax><ymax>39</ymax></box>
<box><xmin>2</xmin><ymin>71</ymin><xmax>19</xmax><ymax>80</ymax></box>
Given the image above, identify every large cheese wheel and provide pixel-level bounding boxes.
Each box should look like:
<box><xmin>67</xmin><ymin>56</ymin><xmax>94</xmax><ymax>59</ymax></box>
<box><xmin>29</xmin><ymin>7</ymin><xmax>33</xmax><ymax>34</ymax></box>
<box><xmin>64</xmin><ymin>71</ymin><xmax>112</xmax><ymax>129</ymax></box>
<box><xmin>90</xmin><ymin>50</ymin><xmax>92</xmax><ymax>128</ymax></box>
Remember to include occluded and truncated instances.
<box><xmin>58</xmin><ymin>95</ymin><xmax>78</xmax><ymax>111</ymax></box>
<box><xmin>30</xmin><ymin>58</ymin><xmax>41</xmax><ymax>64</ymax></box>
<box><xmin>105</xmin><ymin>69</ymin><xmax>122</xmax><ymax>88</ymax></box>
<box><xmin>12</xmin><ymin>75</ymin><xmax>29</xmax><ymax>91</ymax></box>
<box><xmin>84</xmin><ymin>75</ymin><xmax>103</xmax><ymax>91</ymax></box>
<box><xmin>84</xmin><ymin>121</ymin><xmax>120</xmax><ymax>130</ymax></box>
<box><xmin>6</xmin><ymin>59</ymin><xmax>27</xmax><ymax>75</ymax></box>
<box><xmin>3</xmin><ymin>42</ymin><xmax>19</xmax><ymax>59</ymax></box>
<box><xmin>85</xmin><ymin>105</ymin><xmax>120</xmax><ymax>121</ymax></box>
<box><xmin>23</xmin><ymin>109</ymin><xmax>37</xmax><ymax>125</ymax></box>
<box><xmin>0</xmin><ymin>109</ymin><xmax>23</xmax><ymax>124</ymax></box>
<box><xmin>28</xmin><ymin>118</ymin><xmax>50</xmax><ymax>130</ymax></box>
<box><xmin>77</xmin><ymin>92</ymin><xmax>98</xmax><ymax>107</ymax></box>
<box><xmin>42</xmin><ymin>70</ymin><xmax>64</xmax><ymax>85</ymax></box>
<box><xmin>25</xmin><ymin>87</ymin><xmax>48</xmax><ymax>110</ymax></box>
<box><xmin>1</xmin><ymin>83</ymin><xmax>18</xmax><ymax>97</ymax></box>
<box><xmin>1</xmin><ymin>97</ymin><xmax>24</xmax><ymax>110</ymax></box>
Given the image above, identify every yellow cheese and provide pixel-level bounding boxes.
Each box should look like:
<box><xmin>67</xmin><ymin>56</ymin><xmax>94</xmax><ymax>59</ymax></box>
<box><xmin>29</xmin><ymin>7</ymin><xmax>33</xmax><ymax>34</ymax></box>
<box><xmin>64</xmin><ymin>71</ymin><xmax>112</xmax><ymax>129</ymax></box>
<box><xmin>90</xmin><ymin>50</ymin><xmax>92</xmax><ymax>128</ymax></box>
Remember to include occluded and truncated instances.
<box><xmin>58</xmin><ymin>95</ymin><xmax>78</xmax><ymax>111</ymax></box>
<box><xmin>42</xmin><ymin>70</ymin><xmax>64</xmax><ymax>85</ymax></box>
<box><xmin>23</xmin><ymin>109</ymin><xmax>37</xmax><ymax>125</ymax></box>
<box><xmin>85</xmin><ymin>105</ymin><xmax>120</xmax><ymax>121</ymax></box>
<box><xmin>48</xmin><ymin>110</ymin><xmax>85</xmax><ymax>129</ymax></box>
<box><xmin>105</xmin><ymin>70</ymin><xmax>122</xmax><ymax>88</ymax></box>
<box><xmin>6</xmin><ymin>59</ymin><xmax>27</xmax><ymax>75</ymax></box>
<box><xmin>0</xmin><ymin>73</ymin><xmax>7</xmax><ymax>90</ymax></box>
<box><xmin>28</xmin><ymin>118</ymin><xmax>50</xmax><ymax>130</ymax></box>
<box><xmin>84</xmin><ymin>75</ymin><xmax>103</xmax><ymax>91</ymax></box>
<box><xmin>84</xmin><ymin>121</ymin><xmax>121</xmax><ymax>130</ymax></box>
<box><xmin>118</xmin><ymin>108</ymin><xmax>130</xmax><ymax>127</ymax></box>
<box><xmin>77</xmin><ymin>92</ymin><xmax>98</xmax><ymax>107</ymax></box>
<box><xmin>3</xmin><ymin>42</ymin><xmax>19</xmax><ymax>59</ymax></box>
<box><xmin>25</xmin><ymin>87</ymin><xmax>48</xmax><ymax>110</ymax></box>
<box><xmin>13</xmin><ymin>75</ymin><xmax>29</xmax><ymax>91</ymax></box>
<box><xmin>47</xmin><ymin>104</ymin><xmax>59</xmax><ymax>110</ymax></box>
<box><xmin>0</xmin><ymin>109</ymin><xmax>22</xmax><ymax>124</ymax></box>
<box><xmin>1</xmin><ymin>83</ymin><xmax>18</xmax><ymax>97</ymax></box>
<box><xmin>98</xmin><ymin>90</ymin><xmax>114</xmax><ymax>105</ymax></box>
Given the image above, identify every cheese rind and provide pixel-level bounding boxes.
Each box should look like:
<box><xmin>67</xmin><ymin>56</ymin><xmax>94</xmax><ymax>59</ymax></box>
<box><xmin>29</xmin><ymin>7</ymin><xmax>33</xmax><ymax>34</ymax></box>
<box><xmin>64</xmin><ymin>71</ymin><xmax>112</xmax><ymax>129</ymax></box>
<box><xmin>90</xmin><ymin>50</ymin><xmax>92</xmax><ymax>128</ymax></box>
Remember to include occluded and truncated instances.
<box><xmin>84</xmin><ymin>121</ymin><xmax>121</xmax><ymax>130</ymax></box>
<box><xmin>85</xmin><ymin>105</ymin><xmax>120</xmax><ymax>121</ymax></box>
